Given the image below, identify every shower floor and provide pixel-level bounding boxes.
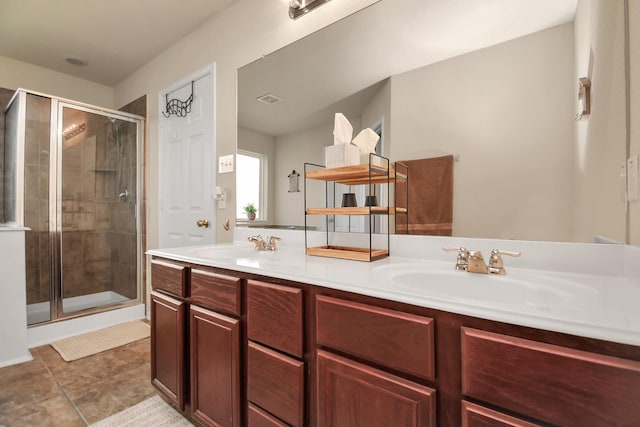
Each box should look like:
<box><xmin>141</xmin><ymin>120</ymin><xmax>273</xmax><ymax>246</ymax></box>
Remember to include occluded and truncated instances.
<box><xmin>27</xmin><ymin>291</ymin><xmax>131</xmax><ymax>325</ymax></box>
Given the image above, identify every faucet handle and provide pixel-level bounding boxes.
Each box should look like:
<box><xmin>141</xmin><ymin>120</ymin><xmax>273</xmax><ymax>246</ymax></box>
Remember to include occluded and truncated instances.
<box><xmin>443</xmin><ymin>246</ymin><xmax>469</xmax><ymax>271</ymax></box>
<box><xmin>267</xmin><ymin>236</ymin><xmax>281</xmax><ymax>250</ymax></box>
<box><xmin>248</xmin><ymin>235</ymin><xmax>266</xmax><ymax>250</ymax></box>
<box><xmin>489</xmin><ymin>249</ymin><xmax>521</xmax><ymax>275</ymax></box>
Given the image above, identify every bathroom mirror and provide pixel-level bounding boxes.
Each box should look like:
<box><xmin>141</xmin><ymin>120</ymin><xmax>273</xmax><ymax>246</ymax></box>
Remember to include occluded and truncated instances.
<box><xmin>237</xmin><ymin>0</ymin><xmax>630</xmax><ymax>243</ymax></box>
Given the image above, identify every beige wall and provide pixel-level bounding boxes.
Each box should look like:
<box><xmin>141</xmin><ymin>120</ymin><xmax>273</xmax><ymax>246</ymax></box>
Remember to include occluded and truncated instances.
<box><xmin>390</xmin><ymin>24</ymin><xmax>575</xmax><ymax>241</ymax></box>
<box><xmin>113</xmin><ymin>0</ymin><xmax>380</xmax><ymax>248</ymax></box>
<box><xmin>573</xmin><ymin>0</ymin><xmax>628</xmax><ymax>243</ymax></box>
<box><xmin>630</xmin><ymin>0</ymin><xmax>640</xmax><ymax>245</ymax></box>
<box><xmin>273</xmin><ymin>122</ymin><xmax>343</xmax><ymax>227</ymax></box>
<box><xmin>360</xmin><ymin>79</ymin><xmax>391</xmax><ymax>158</ymax></box>
<box><xmin>0</xmin><ymin>56</ymin><xmax>114</xmax><ymax>107</ymax></box>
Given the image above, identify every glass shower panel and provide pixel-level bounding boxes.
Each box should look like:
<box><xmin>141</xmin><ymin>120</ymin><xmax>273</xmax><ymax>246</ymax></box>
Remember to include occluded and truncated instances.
<box><xmin>60</xmin><ymin>106</ymin><xmax>138</xmax><ymax>314</ymax></box>
<box><xmin>2</xmin><ymin>94</ymin><xmax>20</xmax><ymax>225</ymax></box>
<box><xmin>24</xmin><ymin>94</ymin><xmax>52</xmax><ymax>325</ymax></box>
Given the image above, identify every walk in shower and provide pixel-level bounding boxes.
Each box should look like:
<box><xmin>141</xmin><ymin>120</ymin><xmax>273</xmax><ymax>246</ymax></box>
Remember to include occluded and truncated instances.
<box><xmin>2</xmin><ymin>89</ymin><xmax>143</xmax><ymax>325</ymax></box>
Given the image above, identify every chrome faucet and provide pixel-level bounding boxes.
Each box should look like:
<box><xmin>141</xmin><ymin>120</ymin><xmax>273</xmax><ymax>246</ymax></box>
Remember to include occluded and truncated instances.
<box><xmin>248</xmin><ymin>235</ymin><xmax>281</xmax><ymax>251</ymax></box>
<box><xmin>467</xmin><ymin>250</ymin><xmax>490</xmax><ymax>274</ymax></box>
<box><xmin>444</xmin><ymin>247</ymin><xmax>521</xmax><ymax>275</ymax></box>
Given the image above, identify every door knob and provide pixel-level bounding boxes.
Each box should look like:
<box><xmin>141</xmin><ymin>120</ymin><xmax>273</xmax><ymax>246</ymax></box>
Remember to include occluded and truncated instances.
<box><xmin>196</xmin><ymin>219</ymin><xmax>209</xmax><ymax>228</ymax></box>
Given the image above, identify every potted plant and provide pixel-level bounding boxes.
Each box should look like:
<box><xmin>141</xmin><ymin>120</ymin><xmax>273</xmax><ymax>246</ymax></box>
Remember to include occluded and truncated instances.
<box><xmin>243</xmin><ymin>203</ymin><xmax>258</xmax><ymax>220</ymax></box>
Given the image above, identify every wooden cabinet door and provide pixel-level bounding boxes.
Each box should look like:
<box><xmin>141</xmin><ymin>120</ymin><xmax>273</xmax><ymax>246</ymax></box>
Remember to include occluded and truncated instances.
<box><xmin>150</xmin><ymin>290</ymin><xmax>186</xmax><ymax>410</ymax></box>
<box><xmin>190</xmin><ymin>305</ymin><xmax>241</xmax><ymax>427</ymax></box>
<box><xmin>317</xmin><ymin>350</ymin><xmax>436</xmax><ymax>427</ymax></box>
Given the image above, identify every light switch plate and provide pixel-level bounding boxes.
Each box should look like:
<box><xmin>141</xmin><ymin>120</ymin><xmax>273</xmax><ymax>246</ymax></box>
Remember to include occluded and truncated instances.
<box><xmin>628</xmin><ymin>154</ymin><xmax>639</xmax><ymax>202</ymax></box>
<box><xmin>219</xmin><ymin>154</ymin><xmax>234</xmax><ymax>174</ymax></box>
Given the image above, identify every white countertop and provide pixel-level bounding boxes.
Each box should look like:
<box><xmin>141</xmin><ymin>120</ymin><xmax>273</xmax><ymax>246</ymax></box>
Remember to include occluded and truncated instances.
<box><xmin>148</xmin><ymin>235</ymin><xmax>640</xmax><ymax>347</ymax></box>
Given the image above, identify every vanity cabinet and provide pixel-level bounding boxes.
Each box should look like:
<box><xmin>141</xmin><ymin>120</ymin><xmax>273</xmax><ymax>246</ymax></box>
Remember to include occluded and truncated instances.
<box><xmin>150</xmin><ymin>254</ymin><xmax>640</xmax><ymax>427</ymax></box>
<box><xmin>150</xmin><ymin>259</ymin><xmax>242</xmax><ymax>427</ymax></box>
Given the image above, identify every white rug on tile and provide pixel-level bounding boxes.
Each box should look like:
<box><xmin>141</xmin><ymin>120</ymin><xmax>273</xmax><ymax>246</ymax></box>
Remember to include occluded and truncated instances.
<box><xmin>90</xmin><ymin>395</ymin><xmax>193</xmax><ymax>427</ymax></box>
<box><xmin>50</xmin><ymin>320</ymin><xmax>150</xmax><ymax>362</ymax></box>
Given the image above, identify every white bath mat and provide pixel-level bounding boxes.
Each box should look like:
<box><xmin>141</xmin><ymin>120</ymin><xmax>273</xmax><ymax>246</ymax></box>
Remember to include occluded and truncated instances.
<box><xmin>90</xmin><ymin>395</ymin><xmax>193</xmax><ymax>427</ymax></box>
<box><xmin>50</xmin><ymin>320</ymin><xmax>150</xmax><ymax>362</ymax></box>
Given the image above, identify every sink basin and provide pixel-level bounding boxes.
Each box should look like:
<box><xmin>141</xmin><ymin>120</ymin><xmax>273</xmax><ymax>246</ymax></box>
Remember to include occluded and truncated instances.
<box><xmin>369</xmin><ymin>262</ymin><xmax>599</xmax><ymax>310</ymax></box>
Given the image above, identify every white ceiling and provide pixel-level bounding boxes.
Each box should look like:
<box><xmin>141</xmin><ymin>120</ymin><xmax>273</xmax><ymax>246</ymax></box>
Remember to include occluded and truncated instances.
<box><xmin>0</xmin><ymin>0</ymin><xmax>237</xmax><ymax>86</ymax></box>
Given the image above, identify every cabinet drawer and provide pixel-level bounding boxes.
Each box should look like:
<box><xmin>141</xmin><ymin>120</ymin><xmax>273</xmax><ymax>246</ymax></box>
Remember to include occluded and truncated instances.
<box><xmin>462</xmin><ymin>401</ymin><xmax>540</xmax><ymax>427</ymax></box>
<box><xmin>191</xmin><ymin>268</ymin><xmax>241</xmax><ymax>316</ymax></box>
<box><xmin>247</xmin><ymin>342</ymin><xmax>304</xmax><ymax>427</ymax></box>
<box><xmin>151</xmin><ymin>259</ymin><xmax>188</xmax><ymax>298</ymax></box>
<box><xmin>316</xmin><ymin>295</ymin><xmax>435</xmax><ymax>380</ymax></box>
<box><xmin>248</xmin><ymin>403</ymin><xmax>289</xmax><ymax>427</ymax></box>
<box><xmin>317</xmin><ymin>350</ymin><xmax>436</xmax><ymax>427</ymax></box>
<box><xmin>247</xmin><ymin>280</ymin><xmax>304</xmax><ymax>358</ymax></box>
<box><xmin>461</xmin><ymin>327</ymin><xmax>640</xmax><ymax>427</ymax></box>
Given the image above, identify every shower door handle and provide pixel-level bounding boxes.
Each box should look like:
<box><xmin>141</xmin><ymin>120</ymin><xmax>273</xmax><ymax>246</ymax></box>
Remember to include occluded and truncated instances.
<box><xmin>196</xmin><ymin>219</ymin><xmax>210</xmax><ymax>228</ymax></box>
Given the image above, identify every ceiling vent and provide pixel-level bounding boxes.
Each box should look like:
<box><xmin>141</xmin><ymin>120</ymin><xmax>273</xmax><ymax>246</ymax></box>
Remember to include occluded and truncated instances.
<box><xmin>256</xmin><ymin>93</ymin><xmax>282</xmax><ymax>105</ymax></box>
<box><xmin>65</xmin><ymin>56</ymin><xmax>88</xmax><ymax>66</ymax></box>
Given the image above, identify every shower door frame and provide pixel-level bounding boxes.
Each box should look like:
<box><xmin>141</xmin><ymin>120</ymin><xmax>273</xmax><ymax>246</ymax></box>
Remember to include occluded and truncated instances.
<box><xmin>47</xmin><ymin>98</ymin><xmax>144</xmax><ymax>322</ymax></box>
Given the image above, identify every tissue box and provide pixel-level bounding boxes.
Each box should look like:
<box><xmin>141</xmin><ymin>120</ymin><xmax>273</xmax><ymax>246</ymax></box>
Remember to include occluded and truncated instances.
<box><xmin>325</xmin><ymin>144</ymin><xmax>359</xmax><ymax>169</ymax></box>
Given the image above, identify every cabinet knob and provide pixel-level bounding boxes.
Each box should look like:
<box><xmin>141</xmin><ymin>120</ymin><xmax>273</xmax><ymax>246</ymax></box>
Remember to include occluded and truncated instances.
<box><xmin>196</xmin><ymin>219</ymin><xmax>210</xmax><ymax>228</ymax></box>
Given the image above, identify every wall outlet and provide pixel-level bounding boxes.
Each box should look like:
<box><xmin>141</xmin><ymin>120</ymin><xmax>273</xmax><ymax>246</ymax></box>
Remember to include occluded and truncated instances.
<box><xmin>219</xmin><ymin>154</ymin><xmax>234</xmax><ymax>174</ymax></box>
<box><xmin>628</xmin><ymin>154</ymin><xmax>639</xmax><ymax>202</ymax></box>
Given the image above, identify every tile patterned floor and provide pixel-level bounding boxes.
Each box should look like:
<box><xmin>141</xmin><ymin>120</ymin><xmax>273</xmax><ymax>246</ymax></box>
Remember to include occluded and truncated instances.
<box><xmin>0</xmin><ymin>337</ymin><xmax>157</xmax><ymax>426</ymax></box>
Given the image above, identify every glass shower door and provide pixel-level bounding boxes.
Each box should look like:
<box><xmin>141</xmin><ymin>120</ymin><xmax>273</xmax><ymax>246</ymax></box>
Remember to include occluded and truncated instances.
<box><xmin>17</xmin><ymin>93</ymin><xmax>53</xmax><ymax>325</ymax></box>
<box><xmin>58</xmin><ymin>104</ymin><xmax>139</xmax><ymax>315</ymax></box>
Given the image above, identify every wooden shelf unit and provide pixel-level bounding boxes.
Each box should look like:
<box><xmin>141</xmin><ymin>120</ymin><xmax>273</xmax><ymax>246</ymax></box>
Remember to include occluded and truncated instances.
<box><xmin>304</xmin><ymin>155</ymin><xmax>408</xmax><ymax>262</ymax></box>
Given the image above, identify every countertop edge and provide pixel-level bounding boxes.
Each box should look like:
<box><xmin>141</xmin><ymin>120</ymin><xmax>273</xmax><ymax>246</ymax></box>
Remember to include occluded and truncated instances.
<box><xmin>146</xmin><ymin>247</ymin><xmax>640</xmax><ymax>347</ymax></box>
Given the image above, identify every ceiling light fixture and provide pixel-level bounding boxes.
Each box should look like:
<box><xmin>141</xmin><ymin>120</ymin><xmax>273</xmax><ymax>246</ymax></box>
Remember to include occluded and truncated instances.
<box><xmin>289</xmin><ymin>0</ymin><xmax>332</xmax><ymax>19</ymax></box>
<box><xmin>63</xmin><ymin>123</ymin><xmax>86</xmax><ymax>140</ymax></box>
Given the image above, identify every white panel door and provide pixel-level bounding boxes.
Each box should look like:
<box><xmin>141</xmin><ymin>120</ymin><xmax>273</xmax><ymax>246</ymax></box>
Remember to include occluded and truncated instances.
<box><xmin>159</xmin><ymin>68</ymin><xmax>215</xmax><ymax>248</ymax></box>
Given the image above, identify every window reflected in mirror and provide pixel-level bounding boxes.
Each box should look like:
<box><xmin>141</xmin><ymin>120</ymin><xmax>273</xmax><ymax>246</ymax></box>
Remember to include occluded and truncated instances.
<box><xmin>236</xmin><ymin>151</ymin><xmax>266</xmax><ymax>221</ymax></box>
